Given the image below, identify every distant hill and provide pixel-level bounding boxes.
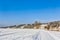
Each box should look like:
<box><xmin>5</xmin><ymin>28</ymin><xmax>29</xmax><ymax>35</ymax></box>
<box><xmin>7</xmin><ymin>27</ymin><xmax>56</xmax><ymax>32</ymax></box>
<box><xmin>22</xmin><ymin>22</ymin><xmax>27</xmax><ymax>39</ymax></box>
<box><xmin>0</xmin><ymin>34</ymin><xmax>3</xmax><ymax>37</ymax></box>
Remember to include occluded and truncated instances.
<box><xmin>0</xmin><ymin>24</ymin><xmax>5</xmax><ymax>27</ymax></box>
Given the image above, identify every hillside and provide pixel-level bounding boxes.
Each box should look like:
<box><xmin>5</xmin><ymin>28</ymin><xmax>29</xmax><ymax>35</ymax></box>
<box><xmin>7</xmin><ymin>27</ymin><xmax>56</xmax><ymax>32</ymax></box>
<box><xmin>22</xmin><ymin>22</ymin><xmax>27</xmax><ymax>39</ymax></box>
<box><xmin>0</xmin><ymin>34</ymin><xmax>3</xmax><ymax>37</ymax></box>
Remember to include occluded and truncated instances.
<box><xmin>0</xmin><ymin>21</ymin><xmax>60</xmax><ymax>31</ymax></box>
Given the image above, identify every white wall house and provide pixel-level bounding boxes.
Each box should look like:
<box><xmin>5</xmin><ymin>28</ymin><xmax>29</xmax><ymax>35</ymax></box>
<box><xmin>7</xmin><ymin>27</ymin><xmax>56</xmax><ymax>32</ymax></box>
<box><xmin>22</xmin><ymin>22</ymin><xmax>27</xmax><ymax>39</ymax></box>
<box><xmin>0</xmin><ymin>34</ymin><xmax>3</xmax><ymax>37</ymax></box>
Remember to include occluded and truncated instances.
<box><xmin>40</xmin><ymin>24</ymin><xmax>47</xmax><ymax>29</ymax></box>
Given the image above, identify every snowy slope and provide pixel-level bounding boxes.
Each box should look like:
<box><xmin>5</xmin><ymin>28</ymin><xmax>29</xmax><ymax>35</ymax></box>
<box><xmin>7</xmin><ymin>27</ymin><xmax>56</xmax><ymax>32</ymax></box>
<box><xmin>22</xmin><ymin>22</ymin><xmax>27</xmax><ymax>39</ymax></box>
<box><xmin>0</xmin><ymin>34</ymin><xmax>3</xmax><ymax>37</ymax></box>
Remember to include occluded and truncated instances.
<box><xmin>0</xmin><ymin>29</ymin><xmax>60</xmax><ymax>40</ymax></box>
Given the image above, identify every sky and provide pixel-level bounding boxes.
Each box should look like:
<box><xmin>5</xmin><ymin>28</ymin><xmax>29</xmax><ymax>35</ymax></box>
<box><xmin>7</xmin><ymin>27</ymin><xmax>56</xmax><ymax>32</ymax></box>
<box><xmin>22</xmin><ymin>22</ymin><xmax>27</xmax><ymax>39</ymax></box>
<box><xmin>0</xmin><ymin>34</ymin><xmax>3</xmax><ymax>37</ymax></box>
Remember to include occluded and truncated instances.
<box><xmin>0</xmin><ymin>0</ymin><xmax>60</xmax><ymax>26</ymax></box>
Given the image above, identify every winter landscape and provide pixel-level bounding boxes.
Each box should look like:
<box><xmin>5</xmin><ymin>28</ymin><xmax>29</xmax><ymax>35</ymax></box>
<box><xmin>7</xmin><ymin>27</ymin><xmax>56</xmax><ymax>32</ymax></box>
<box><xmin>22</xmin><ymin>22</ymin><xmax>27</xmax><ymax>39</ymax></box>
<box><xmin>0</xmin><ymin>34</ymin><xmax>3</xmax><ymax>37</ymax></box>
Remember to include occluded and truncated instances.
<box><xmin>0</xmin><ymin>21</ymin><xmax>60</xmax><ymax>40</ymax></box>
<box><xmin>0</xmin><ymin>29</ymin><xmax>60</xmax><ymax>40</ymax></box>
<box><xmin>0</xmin><ymin>0</ymin><xmax>60</xmax><ymax>40</ymax></box>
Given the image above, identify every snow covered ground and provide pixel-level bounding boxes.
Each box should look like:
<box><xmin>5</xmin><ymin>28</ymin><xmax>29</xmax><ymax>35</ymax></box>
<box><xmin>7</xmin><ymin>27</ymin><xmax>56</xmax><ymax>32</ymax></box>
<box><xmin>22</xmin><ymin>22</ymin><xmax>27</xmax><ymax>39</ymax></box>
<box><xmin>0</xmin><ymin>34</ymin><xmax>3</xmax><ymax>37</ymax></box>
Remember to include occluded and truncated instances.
<box><xmin>0</xmin><ymin>29</ymin><xmax>60</xmax><ymax>40</ymax></box>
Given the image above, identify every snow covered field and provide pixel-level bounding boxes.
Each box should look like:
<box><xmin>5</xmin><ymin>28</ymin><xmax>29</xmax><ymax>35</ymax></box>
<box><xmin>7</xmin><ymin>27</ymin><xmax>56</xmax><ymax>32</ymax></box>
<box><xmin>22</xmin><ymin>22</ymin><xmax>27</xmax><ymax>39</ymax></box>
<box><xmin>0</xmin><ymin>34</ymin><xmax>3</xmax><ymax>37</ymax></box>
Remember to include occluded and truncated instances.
<box><xmin>0</xmin><ymin>29</ymin><xmax>60</xmax><ymax>40</ymax></box>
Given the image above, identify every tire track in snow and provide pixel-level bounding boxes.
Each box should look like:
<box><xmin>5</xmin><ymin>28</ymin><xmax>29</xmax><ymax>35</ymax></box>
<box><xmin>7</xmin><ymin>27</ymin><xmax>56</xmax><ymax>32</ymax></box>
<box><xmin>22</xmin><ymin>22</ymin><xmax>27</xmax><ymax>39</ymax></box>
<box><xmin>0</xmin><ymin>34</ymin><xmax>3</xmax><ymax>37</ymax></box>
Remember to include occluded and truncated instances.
<box><xmin>0</xmin><ymin>29</ymin><xmax>60</xmax><ymax>40</ymax></box>
<box><xmin>39</xmin><ymin>30</ymin><xmax>55</xmax><ymax>40</ymax></box>
<box><xmin>47</xmin><ymin>31</ymin><xmax>60</xmax><ymax>40</ymax></box>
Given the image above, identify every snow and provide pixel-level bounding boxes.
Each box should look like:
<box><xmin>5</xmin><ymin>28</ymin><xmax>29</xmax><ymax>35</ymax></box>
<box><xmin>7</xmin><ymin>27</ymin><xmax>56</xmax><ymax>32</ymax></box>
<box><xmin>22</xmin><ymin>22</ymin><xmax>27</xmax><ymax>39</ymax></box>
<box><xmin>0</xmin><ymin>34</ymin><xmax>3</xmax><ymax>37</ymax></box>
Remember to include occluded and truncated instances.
<box><xmin>0</xmin><ymin>29</ymin><xmax>60</xmax><ymax>40</ymax></box>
